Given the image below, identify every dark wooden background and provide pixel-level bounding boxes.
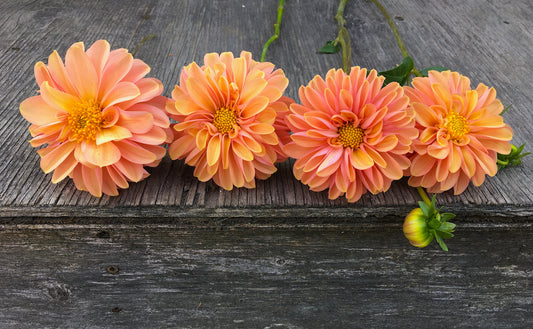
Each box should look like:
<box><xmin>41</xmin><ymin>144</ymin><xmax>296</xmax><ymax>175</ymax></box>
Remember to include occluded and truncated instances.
<box><xmin>0</xmin><ymin>0</ymin><xmax>532</xmax><ymax>327</ymax></box>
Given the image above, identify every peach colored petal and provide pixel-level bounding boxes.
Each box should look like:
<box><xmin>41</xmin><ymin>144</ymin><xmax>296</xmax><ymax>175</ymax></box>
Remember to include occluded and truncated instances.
<box><xmin>20</xmin><ymin>95</ymin><xmax>58</xmax><ymax>125</ymax></box>
<box><xmin>122</xmin><ymin>78</ymin><xmax>164</xmax><ymax>107</ymax></box>
<box><xmin>247</xmin><ymin>123</ymin><xmax>275</xmax><ymax>135</ymax></box>
<box><xmin>185</xmin><ymin>77</ymin><xmax>217</xmax><ymax>111</ymax></box>
<box><xmin>316</xmin><ymin>148</ymin><xmax>343</xmax><ymax>177</ymax></box>
<box><xmin>96</xmin><ymin>126</ymin><xmax>132</xmax><ymax>145</ymax></box>
<box><xmin>113</xmin><ymin>159</ymin><xmax>144</xmax><ymax>182</ymax></box>
<box><xmin>82</xmin><ymin>140</ymin><xmax>121</xmax><ymax>167</ymax></box>
<box><xmin>130</xmin><ymin>126</ymin><xmax>167</xmax><ymax>145</ymax></box>
<box><xmin>40</xmin><ymin>81</ymin><xmax>79</xmax><ymax>112</ymax></box>
<box><xmin>86</xmin><ymin>39</ymin><xmax>110</xmax><ymax>79</ymax></box>
<box><xmin>40</xmin><ymin>142</ymin><xmax>76</xmax><ymax>173</ymax></box>
<box><xmin>232</xmin><ymin>140</ymin><xmax>254</xmax><ymax>161</ymax></box>
<box><xmin>350</xmin><ymin>148</ymin><xmax>374</xmax><ymax>170</ymax></box>
<box><xmin>114</xmin><ymin>140</ymin><xmax>157</xmax><ymax>164</ymax></box>
<box><xmin>122</xmin><ymin>58</ymin><xmax>150</xmax><ymax>82</ymax></box>
<box><xmin>107</xmin><ymin>165</ymin><xmax>129</xmax><ymax>189</ymax></box>
<box><xmin>47</xmin><ymin>50</ymin><xmax>77</xmax><ymax>95</ymax></box>
<box><xmin>34</xmin><ymin>61</ymin><xmax>54</xmax><ymax>87</ymax></box>
<box><xmin>239</xmin><ymin>78</ymin><xmax>268</xmax><ymax>104</ymax></box>
<box><xmin>65</xmin><ymin>42</ymin><xmax>98</xmax><ymax>99</ymax></box>
<box><xmin>241</xmin><ymin>96</ymin><xmax>269</xmax><ymax>118</ymax></box>
<box><xmin>207</xmin><ymin>134</ymin><xmax>221</xmax><ymax>166</ymax></box>
<box><xmin>168</xmin><ymin>134</ymin><xmax>196</xmax><ymax>159</ymax></box>
<box><xmin>410</xmin><ymin>154</ymin><xmax>435</xmax><ymax>176</ymax></box>
<box><xmin>98</xmin><ymin>51</ymin><xmax>133</xmax><ymax>99</ymax></box>
<box><xmin>82</xmin><ymin>165</ymin><xmax>103</xmax><ymax>197</ymax></box>
<box><xmin>101</xmin><ymin>82</ymin><xmax>140</xmax><ymax>108</ymax></box>
<box><xmin>51</xmin><ymin>153</ymin><xmax>78</xmax><ymax>183</ymax></box>
<box><xmin>115</xmin><ymin>110</ymin><xmax>153</xmax><ymax>134</ymax></box>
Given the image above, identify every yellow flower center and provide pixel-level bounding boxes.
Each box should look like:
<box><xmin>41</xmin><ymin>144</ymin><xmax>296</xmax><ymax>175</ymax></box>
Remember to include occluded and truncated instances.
<box><xmin>337</xmin><ymin>123</ymin><xmax>365</xmax><ymax>149</ymax></box>
<box><xmin>446</xmin><ymin>112</ymin><xmax>469</xmax><ymax>140</ymax></box>
<box><xmin>67</xmin><ymin>99</ymin><xmax>103</xmax><ymax>142</ymax></box>
<box><xmin>213</xmin><ymin>107</ymin><xmax>237</xmax><ymax>134</ymax></box>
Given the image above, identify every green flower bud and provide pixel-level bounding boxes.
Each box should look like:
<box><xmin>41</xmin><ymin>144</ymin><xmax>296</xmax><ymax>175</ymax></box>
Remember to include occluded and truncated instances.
<box><xmin>403</xmin><ymin>208</ymin><xmax>433</xmax><ymax>248</ymax></box>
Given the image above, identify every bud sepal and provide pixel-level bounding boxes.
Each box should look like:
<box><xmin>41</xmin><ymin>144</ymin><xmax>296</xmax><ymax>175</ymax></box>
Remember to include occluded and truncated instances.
<box><xmin>403</xmin><ymin>195</ymin><xmax>456</xmax><ymax>251</ymax></box>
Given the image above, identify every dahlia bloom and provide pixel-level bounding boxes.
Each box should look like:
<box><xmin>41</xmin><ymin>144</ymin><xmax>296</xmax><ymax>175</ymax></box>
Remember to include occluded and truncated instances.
<box><xmin>166</xmin><ymin>51</ymin><xmax>291</xmax><ymax>190</ymax></box>
<box><xmin>20</xmin><ymin>40</ymin><xmax>171</xmax><ymax>197</ymax></box>
<box><xmin>405</xmin><ymin>70</ymin><xmax>513</xmax><ymax>194</ymax></box>
<box><xmin>283</xmin><ymin>67</ymin><xmax>418</xmax><ymax>202</ymax></box>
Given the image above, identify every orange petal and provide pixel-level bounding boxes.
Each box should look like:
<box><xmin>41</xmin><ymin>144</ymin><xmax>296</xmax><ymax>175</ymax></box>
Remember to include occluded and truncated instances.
<box><xmin>115</xmin><ymin>110</ymin><xmax>153</xmax><ymax>133</ymax></box>
<box><xmin>20</xmin><ymin>95</ymin><xmax>58</xmax><ymax>125</ymax></box>
<box><xmin>114</xmin><ymin>140</ymin><xmax>157</xmax><ymax>164</ymax></box>
<box><xmin>196</xmin><ymin>128</ymin><xmax>209</xmax><ymax>150</ymax></box>
<box><xmin>107</xmin><ymin>165</ymin><xmax>129</xmax><ymax>189</ymax></box>
<box><xmin>65</xmin><ymin>42</ymin><xmax>98</xmax><ymax>99</ymax></box>
<box><xmin>350</xmin><ymin>148</ymin><xmax>373</xmax><ymax>170</ymax></box>
<box><xmin>82</xmin><ymin>140</ymin><xmax>121</xmax><ymax>167</ymax></box>
<box><xmin>427</xmin><ymin>144</ymin><xmax>450</xmax><ymax>159</ymax></box>
<box><xmin>122</xmin><ymin>58</ymin><xmax>150</xmax><ymax>82</ymax></box>
<box><xmin>239</xmin><ymin>78</ymin><xmax>268</xmax><ymax>104</ymax></box>
<box><xmin>316</xmin><ymin>147</ymin><xmax>342</xmax><ymax>177</ymax></box>
<box><xmin>81</xmin><ymin>165</ymin><xmax>103</xmax><ymax>197</ymax></box>
<box><xmin>248</xmin><ymin>123</ymin><xmax>275</xmax><ymax>135</ymax></box>
<box><xmin>101</xmin><ymin>82</ymin><xmax>140</xmax><ymax>108</ymax></box>
<box><xmin>232</xmin><ymin>140</ymin><xmax>254</xmax><ymax>161</ymax></box>
<box><xmin>51</xmin><ymin>153</ymin><xmax>78</xmax><ymax>183</ymax></box>
<box><xmin>47</xmin><ymin>50</ymin><xmax>77</xmax><ymax>95</ymax></box>
<box><xmin>98</xmin><ymin>51</ymin><xmax>133</xmax><ymax>99</ymax></box>
<box><xmin>431</xmin><ymin>82</ymin><xmax>452</xmax><ymax>108</ymax></box>
<box><xmin>130</xmin><ymin>126</ymin><xmax>167</xmax><ymax>145</ymax></box>
<box><xmin>373</xmin><ymin>134</ymin><xmax>398</xmax><ymax>152</ymax></box>
<box><xmin>119</xmin><ymin>78</ymin><xmax>163</xmax><ymax>108</ymax></box>
<box><xmin>186</xmin><ymin>77</ymin><xmax>216</xmax><ymax>111</ymax></box>
<box><xmin>96</xmin><ymin>126</ymin><xmax>132</xmax><ymax>145</ymax></box>
<box><xmin>40</xmin><ymin>142</ymin><xmax>76</xmax><ymax>173</ymax></box>
<box><xmin>40</xmin><ymin>81</ymin><xmax>79</xmax><ymax>113</ymax></box>
<box><xmin>113</xmin><ymin>159</ymin><xmax>144</xmax><ymax>182</ymax></box>
<box><xmin>241</xmin><ymin>96</ymin><xmax>269</xmax><ymax>118</ymax></box>
<box><xmin>34</xmin><ymin>61</ymin><xmax>53</xmax><ymax>87</ymax></box>
<box><xmin>207</xmin><ymin>134</ymin><xmax>221</xmax><ymax>166</ymax></box>
<box><xmin>410</xmin><ymin>154</ymin><xmax>435</xmax><ymax>176</ymax></box>
<box><xmin>86</xmin><ymin>40</ymin><xmax>110</xmax><ymax>79</ymax></box>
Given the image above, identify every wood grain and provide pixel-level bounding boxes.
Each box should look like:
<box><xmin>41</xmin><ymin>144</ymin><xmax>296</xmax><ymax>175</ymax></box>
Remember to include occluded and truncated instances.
<box><xmin>0</xmin><ymin>0</ymin><xmax>532</xmax><ymax>221</ymax></box>
<box><xmin>0</xmin><ymin>226</ymin><xmax>531</xmax><ymax>328</ymax></box>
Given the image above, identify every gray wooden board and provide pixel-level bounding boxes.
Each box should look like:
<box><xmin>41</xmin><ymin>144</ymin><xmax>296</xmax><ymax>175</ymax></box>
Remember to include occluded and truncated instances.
<box><xmin>0</xmin><ymin>226</ymin><xmax>531</xmax><ymax>328</ymax></box>
<box><xmin>0</xmin><ymin>0</ymin><xmax>532</xmax><ymax>220</ymax></box>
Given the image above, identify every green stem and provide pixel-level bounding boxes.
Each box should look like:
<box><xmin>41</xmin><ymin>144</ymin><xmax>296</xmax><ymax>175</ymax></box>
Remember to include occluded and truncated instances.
<box><xmin>496</xmin><ymin>159</ymin><xmax>509</xmax><ymax>166</ymax></box>
<box><xmin>368</xmin><ymin>0</ymin><xmax>421</xmax><ymax>77</ymax></box>
<box><xmin>260</xmin><ymin>0</ymin><xmax>285</xmax><ymax>62</ymax></box>
<box><xmin>417</xmin><ymin>186</ymin><xmax>432</xmax><ymax>207</ymax></box>
<box><xmin>334</xmin><ymin>0</ymin><xmax>351</xmax><ymax>73</ymax></box>
<box><xmin>131</xmin><ymin>33</ymin><xmax>156</xmax><ymax>57</ymax></box>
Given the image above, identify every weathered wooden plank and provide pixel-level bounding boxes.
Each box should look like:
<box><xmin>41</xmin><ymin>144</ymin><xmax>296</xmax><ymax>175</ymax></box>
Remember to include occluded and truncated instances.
<box><xmin>0</xmin><ymin>0</ymin><xmax>532</xmax><ymax>220</ymax></box>
<box><xmin>0</xmin><ymin>226</ymin><xmax>530</xmax><ymax>328</ymax></box>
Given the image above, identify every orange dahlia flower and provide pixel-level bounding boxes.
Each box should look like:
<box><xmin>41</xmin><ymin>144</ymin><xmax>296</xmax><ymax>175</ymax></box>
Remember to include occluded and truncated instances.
<box><xmin>166</xmin><ymin>51</ymin><xmax>291</xmax><ymax>190</ymax></box>
<box><xmin>20</xmin><ymin>40</ymin><xmax>171</xmax><ymax>197</ymax></box>
<box><xmin>405</xmin><ymin>70</ymin><xmax>513</xmax><ymax>194</ymax></box>
<box><xmin>283</xmin><ymin>67</ymin><xmax>418</xmax><ymax>202</ymax></box>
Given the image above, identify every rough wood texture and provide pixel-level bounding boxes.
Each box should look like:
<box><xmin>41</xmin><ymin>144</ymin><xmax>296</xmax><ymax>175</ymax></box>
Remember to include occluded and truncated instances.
<box><xmin>0</xmin><ymin>226</ymin><xmax>531</xmax><ymax>328</ymax></box>
<box><xmin>0</xmin><ymin>0</ymin><xmax>532</xmax><ymax>221</ymax></box>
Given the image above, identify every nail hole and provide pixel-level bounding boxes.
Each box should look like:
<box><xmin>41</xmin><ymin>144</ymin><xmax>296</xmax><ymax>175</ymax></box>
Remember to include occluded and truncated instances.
<box><xmin>106</xmin><ymin>266</ymin><xmax>119</xmax><ymax>274</ymax></box>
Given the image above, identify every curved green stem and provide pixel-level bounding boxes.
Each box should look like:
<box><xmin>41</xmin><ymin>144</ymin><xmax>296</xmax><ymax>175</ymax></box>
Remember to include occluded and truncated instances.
<box><xmin>368</xmin><ymin>0</ymin><xmax>421</xmax><ymax>77</ymax></box>
<box><xmin>334</xmin><ymin>0</ymin><xmax>352</xmax><ymax>73</ymax></box>
<box><xmin>417</xmin><ymin>187</ymin><xmax>432</xmax><ymax>207</ymax></box>
<box><xmin>261</xmin><ymin>0</ymin><xmax>285</xmax><ymax>62</ymax></box>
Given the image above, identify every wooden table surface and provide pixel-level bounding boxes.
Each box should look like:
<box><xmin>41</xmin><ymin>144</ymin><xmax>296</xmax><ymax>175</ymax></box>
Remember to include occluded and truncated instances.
<box><xmin>0</xmin><ymin>0</ymin><xmax>532</xmax><ymax>327</ymax></box>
